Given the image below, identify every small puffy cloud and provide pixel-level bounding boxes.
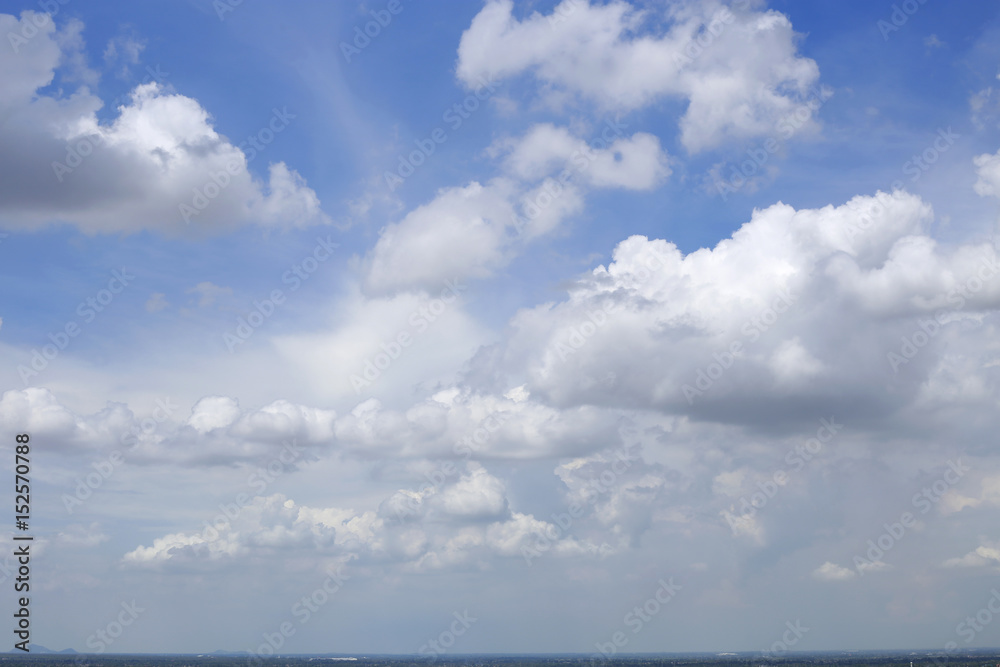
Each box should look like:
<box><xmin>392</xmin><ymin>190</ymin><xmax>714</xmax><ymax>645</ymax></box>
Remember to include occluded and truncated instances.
<box><xmin>712</xmin><ymin>469</ymin><xmax>747</xmax><ymax>498</ymax></box>
<box><xmin>721</xmin><ymin>509</ymin><xmax>763</xmax><ymax>544</ymax></box>
<box><xmin>483</xmin><ymin>511</ymin><xmax>600</xmax><ymax>561</ymax></box>
<box><xmin>361</xmin><ymin>174</ymin><xmax>585</xmax><ymax>295</ymax></box>
<box><xmin>943</xmin><ymin>540</ymin><xmax>1000</xmax><ymax>569</ymax></box>
<box><xmin>145</xmin><ymin>292</ymin><xmax>169</xmax><ymax>312</ymax></box>
<box><xmin>122</xmin><ymin>494</ymin><xmax>375</xmax><ymax>567</ymax></box>
<box><xmin>436</xmin><ymin>464</ymin><xmax>509</xmax><ymax>519</ymax></box>
<box><xmin>186</xmin><ymin>281</ymin><xmax>233</xmax><ymax>308</ymax></box>
<box><xmin>812</xmin><ymin>561</ymin><xmax>856</xmax><ymax>582</ymax></box>
<box><xmin>187</xmin><ymin>396</ymin><xmax>243</xmax><ymax>434</ymax></box>
<box><xmin>380</xmin><ymin>461</ymin><xmax>511</xmax><ymax>523</ymax></box>
<box><xmin>364</xmin><ymin>122</ymin><xmax>669</xmax><ymax>295</ymax></box>
<box><xmin>940</xmin><ymin>473</ymin><xmax>1000</xmax><ymax>515</ymax></box>
<box><xmin>924</xmin><ymin>34</ymin><xmax>944</xmax><ymax>49</ymax></box>
<box><xmin>939</xmin><ymin>492</ymin><xmax>981</xmax><ymax>515</ymax></box>
<box><xmin>858</xmin><ymin>559</ymin><xmax>892</xmax><ymax>575</ymax></box>
<box><xmin>122</xmin><ymin>530</ymin><xmax>214</xmax><ymax>565</ymax></box>
<box><xmin>0</xmin><ymin>388</ymin><xmax>132</xmax><ymax>451</ymax></box>
<box><xmin>498</xmin><ymin>123</ymin><xmax>671</xmax><ymax>190</ymax></box>
<box><xmin>56</xmin><ymin>523</ymin><xmax>109</xmax><ymax>548</ymax></box>
<box><xmin>362</xmin><ymin>180</ymin><xmax>523</xmax><ymax>295</ymax></box>
<box><xmin>973</xmin><ymin>149</ymin><xmax>1000</xmax><ymax>198</ymax></box>
<box><xmin>971</xmin><ymin>85</ymin><xmax>999</xmax><ymax>130</ymax></box>
<box><xmin>103</xmin><ymin>32</ymin><xmax>145</xmax><ymax>78</ymax></box>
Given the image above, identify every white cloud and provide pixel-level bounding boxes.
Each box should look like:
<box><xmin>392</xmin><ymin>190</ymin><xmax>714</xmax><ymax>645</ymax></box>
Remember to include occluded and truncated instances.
<box><xmin>940</xmin><ymin>473</ymin><xmax>1000</xmax><ymax>515</ymax></box>
<box><xmin>498</xmin><ymin>123</ymin><xmax>671</xmax><ymax>189</ymax></box>
<box><xmin>123</xmin><ymin>467</ymin><xmax>603</xmax><ymax>572</ymax></box>
<box><xmin>721</xmin><ymin>508</ymin><xmax>763</xmax><ymax>543</ymax></box>
<box><xmin>943</xmin><ymin>541</ymin><xmax>1000</xmax><ymax>569</ymax></box>
<box><xmin>272</xmin><ymin>286</ymin><xmax>491</xmax><ymax>404</ymax></box>
<box><xmin>56</xmin><ymin>522</ymin><xmax>109</xmax><ymax>548</ymax></box>
<box><xmin>186</xmin><ymin>281</ymin><xmax>232</xmax><ymax>308</ymax></box>
<box><xmin>362</xmin><ymin>179</ymin><xmax>523</xmax><ymax>295</ymax></box>
<box><xmin>436</xmin><ymin>463</ymin><xmax>509</xmax><ymax>518</ymax></box>
<box><xmin>970</xmin><ymin>72</ymin><xmax>1000</xmax><ymax>130</ymax></box>
<box><xmin>812</xmin><ymin>561</ymin><xmax>856</xmax><ymax>582</ymax></box>
<box><xmin>0</xmin><ymin>12</ymin><xmax>63</xmax><ymax>108</ymax></box>
<box><xmin>0</xmin><ymin>387</ymin><xmax>132</xmax><ymax>451</ymax></box>
<box><xmin>476</xmin><ymin>189</ymin><xmax>1000</xmax><ymax>425</ymax></box>
<box><xmin>712</xmin><ymin>469</ymin><xmax>747</xmax><ymax>497</ymax></box>
<box><xmin>974</xmin><ymin>149</ymin><xmax>1000</xmax><ymax>198</ymax></box>
<box><xmin>145</xmin><ymin>292</ymin><xmax>169</xmax><ymax>313</ymax></box>
<box><xmin>333</xmin><ymin>389</ymin><xmax>621</xmax><ymax>460</ymax></box>
<box><xmin>103</xmin><ymin>32</ymin><xmax>145</xmax><ymax>79</ymax></box>
<box><xmin>924</xmin><ymin>34</ymin><xmax>945</xmax><ymax>49</ymax></box>
<box><xmin>769</xmin><ymin>336</ymin><xmax>825</xmax><ymax>385</ymax></box>
<box><xmin>857</xmin><ymin>559</ymin><xmax>891</xmax><ymax>575</ymax></box>
<box><xmin>122</xmin><ymin>494</ymin><xmax>371</xmax><ymax>567</ymax></box>
<box><xmin>187</xmin><ymin>396</ymin><xmax>243</xmax><ymax>434</ymax></box>
<box><xmin>457</xmin><ymin>0</ymin><xmax>823</xmax><ymax>152</ymax></box>
<box><xmin>363</xmin><ymin>122</ymin><xmax>669</xmax><ymax>295</ymax></box>
<box><xmin>0</xmin><ymin>15</ymin><xmax>330</xmax><ymax>234</ymax></box>
<box><xmin>551</xmin><ymin>444</ymin><xmax>675</xmax><ymax>548</ymax></box>
<box><xmin>10</xmin><ymin>180</ymin><xmax>1000</xmax><ymax>472</ymax></box>
<box><xmin>0</xmin><ymin>388</ymin><xmax>334</xmax><ymax>465</ymax></box>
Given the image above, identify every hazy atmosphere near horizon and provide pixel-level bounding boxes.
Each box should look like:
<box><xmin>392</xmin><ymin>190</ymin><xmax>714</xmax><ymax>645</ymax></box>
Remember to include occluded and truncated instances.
<box><xmin>3</xmin><ymin>0</ymin><xmax>1000</xmax><ymax>657</ymax></box>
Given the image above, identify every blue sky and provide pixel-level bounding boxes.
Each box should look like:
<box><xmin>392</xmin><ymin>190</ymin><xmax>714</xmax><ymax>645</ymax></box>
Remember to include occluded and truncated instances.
<box><xmin>3</xmin><ymin>0</ymin><xmax>1000</xmax><ymax>657</ymax></box>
